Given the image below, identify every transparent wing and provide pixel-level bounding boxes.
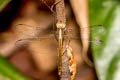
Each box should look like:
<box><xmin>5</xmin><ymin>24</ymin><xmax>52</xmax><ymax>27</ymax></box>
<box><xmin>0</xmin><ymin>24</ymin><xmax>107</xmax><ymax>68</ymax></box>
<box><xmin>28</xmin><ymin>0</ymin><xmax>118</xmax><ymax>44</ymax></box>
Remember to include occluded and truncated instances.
<box><xmin>66</xmin><ymin>25</ymin><xmax>105</xmax><ymax>36</ymax></box>
<box><xmin>64</xmin><ymin>25</ymin><xmax>105</xmax><ymax>45</ymax></box>
<box><xmin>15</xmin><ymin>24</ymin><xmax>105</xmax><ymax>50</ymax></box>
<box><xmin>14</xmin><ymin>24</ymin><xmax>56</xmax><ymax>47</ymax></box>
<box><xmin>15</xmin><ymin>24</ymin><xmax>54</xmax><ymax>39</ymax></box>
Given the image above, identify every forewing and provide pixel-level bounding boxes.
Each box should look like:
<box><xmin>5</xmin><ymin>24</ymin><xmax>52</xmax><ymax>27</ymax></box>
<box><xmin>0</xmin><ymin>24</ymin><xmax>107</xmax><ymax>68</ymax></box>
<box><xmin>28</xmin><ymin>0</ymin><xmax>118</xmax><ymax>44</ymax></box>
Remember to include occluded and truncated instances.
<box><xmin>14</xmin><ymin>24</ymin><xmax>55</xmax><ymax>47</ymax></box>
<box><xmin>65</xmin><ymin>25</ymin><xmax>105</xmax><ymax>45</ymax></box>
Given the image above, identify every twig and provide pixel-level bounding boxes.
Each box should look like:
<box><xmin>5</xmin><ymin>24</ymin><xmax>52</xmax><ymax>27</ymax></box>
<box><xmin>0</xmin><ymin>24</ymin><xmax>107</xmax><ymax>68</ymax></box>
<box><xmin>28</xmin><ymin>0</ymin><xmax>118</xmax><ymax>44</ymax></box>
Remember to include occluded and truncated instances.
<box><xmin>55</xmin><ymin>0</ymin><xmax>66</xmax><ymax>24</ymax></box>
<box><xmin>55</xmin><ymin>0</ymin><xmax>71</xmax><ymax>80</ymax></box>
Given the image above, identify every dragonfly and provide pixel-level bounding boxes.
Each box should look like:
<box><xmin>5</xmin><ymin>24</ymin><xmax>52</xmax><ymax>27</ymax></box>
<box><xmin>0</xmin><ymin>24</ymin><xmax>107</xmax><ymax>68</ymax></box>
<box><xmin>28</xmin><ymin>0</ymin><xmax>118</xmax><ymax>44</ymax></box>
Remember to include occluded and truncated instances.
<box><xmin>14</xmin><ymin>23</ymin><xmax>106</xmax><ymax>56</ymax></box>
<box><xmin>15</xmin><ymin>24</ymin><xmax>105</xmax><ymax>47</ymax></box>
<box><xmin>14</xmin><ymin>23</ymin><xmax>105</xmax><ymax>76</ymax></box>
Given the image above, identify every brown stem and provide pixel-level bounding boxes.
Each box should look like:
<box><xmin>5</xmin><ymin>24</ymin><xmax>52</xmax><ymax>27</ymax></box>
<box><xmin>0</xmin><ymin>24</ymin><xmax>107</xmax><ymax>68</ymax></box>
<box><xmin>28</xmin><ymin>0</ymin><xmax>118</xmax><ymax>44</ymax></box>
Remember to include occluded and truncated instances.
<box><xmin>55</xmin><ymin>0</ymin><xmax>66</xmax><ymax>24</ymax></box>
<box><xmin>61</xmin><ymin>52</ymin><xmax>71</xmax><ymax>80</ymax></box>
<box><xmin>55</xmin><ymin>0</ymin><xmax>71</xmax><ymax>80</ymax></box>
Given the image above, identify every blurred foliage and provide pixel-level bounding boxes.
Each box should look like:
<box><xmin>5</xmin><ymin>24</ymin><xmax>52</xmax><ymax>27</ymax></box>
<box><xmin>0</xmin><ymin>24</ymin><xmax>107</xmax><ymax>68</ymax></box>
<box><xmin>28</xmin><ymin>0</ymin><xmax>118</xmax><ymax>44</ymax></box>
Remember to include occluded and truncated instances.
<box><xmin>89</xmin><ymin>0</ymin><xmax>120</xmax><ymax>80</ymax></box>
<box><xmin>0</xmin><ymin>0</ymin><xmax>11</xmax><ymax>12</ymax></box>
<box><xmin>0</xmin><ymin>56</ymin><xmax>29</xmax><ymax>80</ymax></box>
<box><xmin>0</xmin><ymin>0</ymin><xmax>29</xmax><ymax>80</ymax></box>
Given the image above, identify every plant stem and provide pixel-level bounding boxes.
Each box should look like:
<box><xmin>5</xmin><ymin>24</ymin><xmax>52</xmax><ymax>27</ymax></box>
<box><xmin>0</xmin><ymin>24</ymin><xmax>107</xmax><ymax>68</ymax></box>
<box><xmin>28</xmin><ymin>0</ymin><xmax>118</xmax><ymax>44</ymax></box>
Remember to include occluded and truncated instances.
<box><xmin>55</xmin><ymin>0</ymin><xmax>71</xmax><ymax>80</ymax></box>
<box><xmin>55</xmin><ymin>0</ymin><xmax>66</xmax><ymax>24</ymax></box>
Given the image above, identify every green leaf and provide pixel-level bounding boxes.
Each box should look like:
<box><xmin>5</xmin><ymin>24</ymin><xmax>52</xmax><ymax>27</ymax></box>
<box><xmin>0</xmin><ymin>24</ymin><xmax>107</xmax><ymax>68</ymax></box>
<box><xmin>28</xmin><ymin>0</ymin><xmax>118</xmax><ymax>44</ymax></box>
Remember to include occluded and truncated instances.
<box><xmin>0</xmin><ymin>0</ymin><xmax>11</xmax><ymax>12</ymax></box>
<box><xmin>89</xmin><ymin>0</ymin><xmax>120</xmax><ymax>80</ymax></box>
<box><xmin>0</xmin><ymin>56</ymin><xmax>29</xmax><ymax>80</ymax></box>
